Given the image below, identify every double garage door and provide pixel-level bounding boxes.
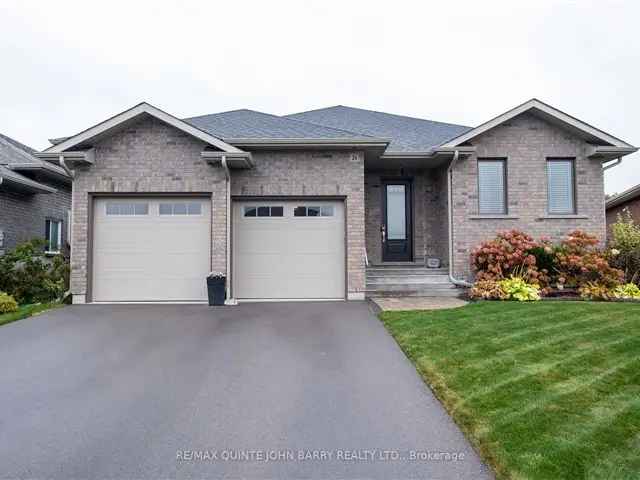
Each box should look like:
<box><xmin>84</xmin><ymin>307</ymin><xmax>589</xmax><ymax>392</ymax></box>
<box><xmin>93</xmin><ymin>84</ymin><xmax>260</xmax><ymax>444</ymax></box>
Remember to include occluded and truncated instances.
<box><xmin>92</xmin><ymin>197</ymin><xmax>345</xmax><ymax>302</ymax></box>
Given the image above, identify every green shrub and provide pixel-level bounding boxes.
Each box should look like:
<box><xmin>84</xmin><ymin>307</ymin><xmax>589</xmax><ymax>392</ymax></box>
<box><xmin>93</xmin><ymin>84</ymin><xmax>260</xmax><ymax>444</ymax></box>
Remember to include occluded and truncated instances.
<box><xmin>498</xmin><ymin>276</ymin><xmax>541</xmax><ymax>301</ymax></box>
<box><xmin>0</xmin><ymin>239</ymin><xmax>70</xmax><ymax>304</ymax></box>
<box><xmin>609</xmin><ymin>209</ymin><xmax>640</xmax><ymax>284</ymax></box>
<box><xmin>469</xmin><ymin>280</ymin><xmax>508</xmax><ymax>300</ymax></box>
<box><xmin>0</xmin><ymin>292</ymin><xmax>19</xmax><ymax>313</ymax></box>
<box><xmin>613</xmin><ymin>283</ymin><xmax>640</xmax><ymax>300</ymax></box>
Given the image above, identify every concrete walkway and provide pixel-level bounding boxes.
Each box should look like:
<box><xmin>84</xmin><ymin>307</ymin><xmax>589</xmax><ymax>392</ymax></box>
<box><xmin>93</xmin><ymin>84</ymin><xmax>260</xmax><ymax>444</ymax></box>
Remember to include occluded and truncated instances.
<box><xmin>0</xmin><ymin>302</ymin><xmax>490</xmax><ymax>479</ymax></box>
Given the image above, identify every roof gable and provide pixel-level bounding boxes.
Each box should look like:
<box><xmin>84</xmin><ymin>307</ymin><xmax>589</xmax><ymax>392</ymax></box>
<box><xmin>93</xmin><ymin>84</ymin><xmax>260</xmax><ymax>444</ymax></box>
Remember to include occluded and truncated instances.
<box><xmin>44</xmin><ymin>102</ymin><xmax>242</xmax><ymax>154</ymax></box>
<box><xmin>285</xmin><ymin>105</ymin><xmax>471</xmax><ymax>153</ymax></box>
<box><xmin>440</xmin><ymin>99</ymin><xmax>635</xmax><ymax>149</ymax></box>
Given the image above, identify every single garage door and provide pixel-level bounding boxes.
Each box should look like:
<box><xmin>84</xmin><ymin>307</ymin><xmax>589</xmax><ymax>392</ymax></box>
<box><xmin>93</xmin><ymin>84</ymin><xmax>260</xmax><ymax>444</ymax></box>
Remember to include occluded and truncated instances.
<box><xmin>92</xmin><ymin>197</ymin><xmax>211</xmax><ymax>302</ymax></box>
<box><xmin>233</xmin><ymin>200</ymin><xmax>345</xmax><ymax>300</ymax></box>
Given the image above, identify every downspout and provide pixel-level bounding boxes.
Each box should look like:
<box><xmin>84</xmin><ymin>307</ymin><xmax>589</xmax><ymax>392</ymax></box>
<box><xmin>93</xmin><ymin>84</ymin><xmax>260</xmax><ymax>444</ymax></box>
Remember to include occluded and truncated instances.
<box><xmin>58</xmin><ymin>155</ymin><xmax>75</xmax><ymax>179</ymax></box>
<box><xmin>602</xmin><ymin>157</ymin><xmax>622</xmax><ymax>171</ymax></box>
<box><xmin>221</xmin><ymin>156</ymin><xmax>237</xmax><ymax>305</ymax></box>
<box><xmin>447</xmin><ymin>150</ymin><xmax>473</xmax><ymax>287</ymax></box>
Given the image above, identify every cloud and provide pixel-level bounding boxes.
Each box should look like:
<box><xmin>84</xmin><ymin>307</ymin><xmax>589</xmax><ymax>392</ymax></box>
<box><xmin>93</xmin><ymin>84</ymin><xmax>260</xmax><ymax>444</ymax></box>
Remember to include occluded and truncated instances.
<box><xmin>0</xmin><ymin>0</ymin><xmax>637</xmax><ymax>193</ymax></box>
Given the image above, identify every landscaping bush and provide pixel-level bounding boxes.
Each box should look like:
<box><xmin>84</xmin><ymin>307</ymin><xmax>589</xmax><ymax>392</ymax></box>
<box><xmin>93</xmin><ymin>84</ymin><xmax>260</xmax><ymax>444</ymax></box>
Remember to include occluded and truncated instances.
<box><xmin>469</xmin><ymin>276</ymin><xmax>540</xmax><ymax>301</ymax></box>
<box><xmin>608</xmin><ymin>209</ymin><xmax>640</xmax><ymax>284</ymax></box>
<box><xmin>555</xmin><ymin>230</ymin><xmax>623</xmax><ymax>289</ymax></box>
<box><xmin>498</xmin><ymin>276</ymin><xmax>541</xmax><ymax>301</ymax></box>
<box><xmin>0</xmin><ymin>292</ymin><xmax>18</xmax><ymax>313</ymax></box>
<box><xmin>613</xmin><ymin>283</ymin><xmax>640</xmax><ymax>300</ymax></box>
<box><xmin>579</xmin><ymin>282</ymin><xmax>615</xmax><ymax>301</ymax></box>
<box><xmin>471</xmin><ymin>230</ymin><xmax>550</xmax><ymax>289</ymax></box>
<box><xmin>469</xmin><ymin>280</ymin><xmax>507</xmax><ymax>300</ymax></box>
<box><xmin>0</xmin><ymin>239</ymin><xmax>70</xmax><ymax>304</ymax></box>
<box><xmin>471</xmin><ymin>229</ymin><xmax>625</xmax><ymax>300</ymax></box>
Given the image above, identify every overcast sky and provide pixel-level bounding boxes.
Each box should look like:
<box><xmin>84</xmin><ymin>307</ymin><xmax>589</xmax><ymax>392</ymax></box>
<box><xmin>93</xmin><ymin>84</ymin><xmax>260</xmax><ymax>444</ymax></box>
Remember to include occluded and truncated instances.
<box><xmin>0</xmin><ymin>0</ymin><xmax>638</xmax><ymax>194</ymax></box>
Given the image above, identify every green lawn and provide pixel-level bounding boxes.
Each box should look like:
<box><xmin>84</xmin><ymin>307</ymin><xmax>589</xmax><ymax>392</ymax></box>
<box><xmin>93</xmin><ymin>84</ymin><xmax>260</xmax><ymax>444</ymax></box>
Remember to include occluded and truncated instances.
<box><xmin>0</xmin><ymin>303</ymin><xmax>62</xmax><ymax>327</ymax></box>
<box><xmin>381</xmin><ymin>301</ymin><xmax>640</xmax><ymax>480</ymax></box>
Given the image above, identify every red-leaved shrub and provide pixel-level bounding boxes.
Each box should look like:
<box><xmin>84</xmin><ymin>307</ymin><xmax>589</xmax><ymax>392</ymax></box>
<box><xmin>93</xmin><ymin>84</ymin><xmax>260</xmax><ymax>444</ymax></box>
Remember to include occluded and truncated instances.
<box><xmin>471</xmin><ymin>230</ymin><xmax>550</xmax><ymax>289</ymax></box>
<box><xmin>555</xmin><ymin>231</ymin><xmax>623</xmax><ymax>288</ymax></box>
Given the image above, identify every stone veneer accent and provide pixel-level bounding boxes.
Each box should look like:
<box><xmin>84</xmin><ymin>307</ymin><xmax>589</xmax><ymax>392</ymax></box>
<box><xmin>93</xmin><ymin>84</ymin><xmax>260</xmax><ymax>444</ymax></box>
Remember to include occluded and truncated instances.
<box><xmin>451</xmin><ymin>112</ymin><xmax>606</xmax><ymax>280</ymax></box>
<box><xmin>70</xmin><ymin>116</ymin><xmax>227</xmax><ymax>303</ymax></box>
<box><xmin>231</xmin><ymin>150</ymin><xmax>365</xmax><ymax>298</ymax></box>
<box><xmin>365</xmin><ymin>168</ymin><xmax>448</xmax><ymax>266</ymax></box>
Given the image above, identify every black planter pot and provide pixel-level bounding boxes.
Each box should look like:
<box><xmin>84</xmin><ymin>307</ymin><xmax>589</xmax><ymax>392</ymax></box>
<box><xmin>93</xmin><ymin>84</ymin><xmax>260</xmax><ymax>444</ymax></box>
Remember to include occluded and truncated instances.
<box><xmin>206</xmin><ymin>276</ymin><xmax>226</xmax><ymax>306</ymax></box>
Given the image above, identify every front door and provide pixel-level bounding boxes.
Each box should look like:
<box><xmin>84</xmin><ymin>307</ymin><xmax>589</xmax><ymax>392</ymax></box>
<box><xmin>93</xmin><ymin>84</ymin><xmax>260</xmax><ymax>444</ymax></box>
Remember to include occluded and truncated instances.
<box><xmin>382</xmin><ymin>180</ymin><xmax>412</xmax><ymax>262</ymax></box>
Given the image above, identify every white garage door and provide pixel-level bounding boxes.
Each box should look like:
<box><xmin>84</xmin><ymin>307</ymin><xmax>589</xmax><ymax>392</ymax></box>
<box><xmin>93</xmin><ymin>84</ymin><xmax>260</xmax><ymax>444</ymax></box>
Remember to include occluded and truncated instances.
<box><xmin>233</xmin><ymin>200</ymin><xmax>345</xmax><ymax>300</ymax></box>
<box><xmin>92</xmin><ymin>197</ymin><xmax>211</xmax><ymax>302</ymax></box>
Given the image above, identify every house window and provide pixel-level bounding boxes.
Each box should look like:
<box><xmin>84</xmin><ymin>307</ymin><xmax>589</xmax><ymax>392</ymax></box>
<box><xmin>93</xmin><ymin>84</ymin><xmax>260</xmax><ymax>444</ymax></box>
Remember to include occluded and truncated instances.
<box><xmin>478</xmin><ymin>159</ymin><xmax>507</xmax><ymax>214</ymax></box>
<box><xmin>45</xmin><ymin>219</ymin><xmax>62</xmax><ymax>253</ymax></box>
<box><xmin>243</xmin><ymin>206</ymin><xmax>283</xmax><ymax>217</ymax></box>
<box><xmin>106</xmin><ymin>202</ymin><xmax>149</xmax><ymax>216</ymax></box>
<box><xmin>159</xmin><ymin>202</ymin><xmax>202</xmax><ymax>216</ymax></box>
<box><xmin>294</xmin><ymin>205</ymin><xmax>335</xmax><ymax>217</ymax></box>
<box><xmin>547</xmin><ymin>158</ymin><xmax>575</xmax><ymax>214</ymax></box>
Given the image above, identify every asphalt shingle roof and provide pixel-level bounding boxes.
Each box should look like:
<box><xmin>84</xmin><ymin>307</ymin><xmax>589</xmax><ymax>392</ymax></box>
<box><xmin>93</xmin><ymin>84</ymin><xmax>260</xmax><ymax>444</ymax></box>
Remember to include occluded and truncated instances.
<box><xmin>0</xmin><ymin>133</ymin><xmax>40</xmax><ymax>166</ymax></box>
<box><xmin>185</xmin><ymin>109</ymin><xmax>371</xmax><ymax>140</ymax></box>
<box><xmin>0</xmin><ymin>133</ymin><xmax>68</xmax><ymax>188</ymax></box>
<box><xmin>285</xmin><ymin>105</ymin><xmax>472</xmax><ymax>153</ymax></box>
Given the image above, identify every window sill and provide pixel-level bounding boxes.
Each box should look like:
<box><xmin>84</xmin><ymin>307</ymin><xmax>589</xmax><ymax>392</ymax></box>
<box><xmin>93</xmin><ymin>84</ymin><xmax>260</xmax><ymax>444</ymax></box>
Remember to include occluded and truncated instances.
<box><xmin>469</xmin><ymin>215</ymin><xmax>520</xmax><ymax>220</ymax></box>
<box><xmin>44</xmin><ymin>251</ymin><xmax>61</xmax><ymax>256</ymax></box>
<box><xmin>538</xmin><ymin>215</ymin><xmax>589</xmax><ymax>220</ymax></box>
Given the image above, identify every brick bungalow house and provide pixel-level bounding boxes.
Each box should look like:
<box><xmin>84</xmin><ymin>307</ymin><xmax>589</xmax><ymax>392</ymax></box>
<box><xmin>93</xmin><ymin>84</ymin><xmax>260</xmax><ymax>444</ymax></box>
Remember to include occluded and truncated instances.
<box><xmin>606</xmin><ymin>184</ymin><xmax>640</xmax><ymax>233</ymax></box>
<box><xmin>36</xmin><ymin>99</ymin><xmax>636</xmax><ymax>304</ymax></box>
<box><xmin>0</xmin><ymin>133</ymin><xmax>71</xmax><ymax>255</ymax></box>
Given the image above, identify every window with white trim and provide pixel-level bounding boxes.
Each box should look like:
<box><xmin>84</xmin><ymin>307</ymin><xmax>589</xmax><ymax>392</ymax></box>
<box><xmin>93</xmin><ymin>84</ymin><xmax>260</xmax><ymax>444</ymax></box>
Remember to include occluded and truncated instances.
<box><xmin>547</xmin><ymin>158</ymin><xmax>575</xmax><ymax>214</ymax></box>
<box><xmin>106</xmin><ymin>203</ymin><xmax>149</xmax><ymax>216</ymax></box>
<box><xmin>478</xmin><ymin>159</ymin><xmax>507</xmax><ymax>214</ymax></box>
<box><xmin>243</xmin><ymin>206</ymin><xmax>283</xmax><ymax>217</ymax></box>
<box><xmin>45</xmin><ymin>219</ymin><xmax>62</xmax><ymax>253</ymax></box>
<box><xmin>159</xmin><ymin>202</ymin><xmax>202</xmax><ymax>216</ymax></box>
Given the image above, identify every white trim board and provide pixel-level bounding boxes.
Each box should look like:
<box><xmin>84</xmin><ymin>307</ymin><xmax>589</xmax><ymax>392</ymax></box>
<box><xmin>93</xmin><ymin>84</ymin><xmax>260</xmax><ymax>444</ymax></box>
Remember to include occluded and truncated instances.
<box><xmin>441</xmin><ymin>98</ymin><xmax>636</xmax><ymax>149</ymax></box>
<box><xmin>44</xmin><ymin>102</ymin><xmax>243</xmax><ymax>154</ymax></box>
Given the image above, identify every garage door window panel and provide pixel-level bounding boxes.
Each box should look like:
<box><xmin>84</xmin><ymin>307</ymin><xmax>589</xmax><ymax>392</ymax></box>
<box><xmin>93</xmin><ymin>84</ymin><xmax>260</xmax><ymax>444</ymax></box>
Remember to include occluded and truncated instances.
<box><xmin>244</xmin><ymin>206</ymin><xmax>284</xmax><ymax>217</ymax></box>
<box><xmin>294</xmin><ymin>205</ymin><xmax>335</xmax><ymax>217</ymax></box>
<box><xmin>159</xmin><ymin>202</ymin><xmax>202</xmax><ymax>216</ymax></box>
<box><xmin>106</xmin><ymin>202</ymin><xmax>149</xmax><ymax>216</ymax></box>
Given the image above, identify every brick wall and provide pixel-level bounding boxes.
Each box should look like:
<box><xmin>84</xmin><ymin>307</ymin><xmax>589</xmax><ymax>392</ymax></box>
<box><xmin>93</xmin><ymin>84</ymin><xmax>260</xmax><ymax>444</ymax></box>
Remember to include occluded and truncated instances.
<box><xmin>364</xmin><ymin>168</ymin><xmax>448</xmax><ymax>266</ymax></box>
<box><xmin>70</xmin><ymin>116</ymin><xmax>227</xmax><ymax>303</ymax></box>
<box><xmin>451</xmin><ymin>112</ymin><xmax>606</xmax><ymax>280</ymax></box>
<box><xmin>0</xmin><ymin>177</ymin><xmax>71</xmax><ymax>253</ymax></box>
<box><xmin>231</xmin><ymin>150</ymin><xmax>366</xmax><ymax>298</ymax></box>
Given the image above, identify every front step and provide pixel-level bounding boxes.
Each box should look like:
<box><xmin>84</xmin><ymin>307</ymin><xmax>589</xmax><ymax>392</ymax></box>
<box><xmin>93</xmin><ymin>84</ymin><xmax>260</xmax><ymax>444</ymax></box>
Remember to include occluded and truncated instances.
<box><xmin>365</xmin><ymin>264</ymin><xmax>466</xmax><ymax>298</ymax></box>
<box><xmin>365</xmin><ymin>286</ymin><xmax>463</xmax><ymax>298</ymax></box>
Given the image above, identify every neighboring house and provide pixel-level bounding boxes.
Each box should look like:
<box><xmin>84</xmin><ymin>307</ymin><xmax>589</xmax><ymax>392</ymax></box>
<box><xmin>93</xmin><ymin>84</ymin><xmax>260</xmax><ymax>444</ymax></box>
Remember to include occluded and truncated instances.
<box><xmin>37</xmin><ymin>99</ymin><xmax>636</xmax><ymax>304</ymax></box>
<box><xmin>0</xmin><ymin>133</ymin><xmax>71</xmax><ymax>255</ymax></box>
<box><xmin>606</xmin><ymin>184</ymin><xmax>640</xmax><ymax>232</ymax></box>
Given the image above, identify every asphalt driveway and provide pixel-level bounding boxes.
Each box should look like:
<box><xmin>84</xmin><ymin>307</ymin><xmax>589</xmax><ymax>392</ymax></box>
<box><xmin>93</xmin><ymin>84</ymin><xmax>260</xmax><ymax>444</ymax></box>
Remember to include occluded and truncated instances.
<box><xmin>0</xmin><ymin>302</ymin><xmax>491</xmax><ymax>479</ymax></box>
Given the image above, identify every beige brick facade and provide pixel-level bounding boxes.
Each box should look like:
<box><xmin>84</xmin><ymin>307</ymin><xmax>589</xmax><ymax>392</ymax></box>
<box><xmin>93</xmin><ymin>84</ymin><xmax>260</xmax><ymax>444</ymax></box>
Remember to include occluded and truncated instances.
<box><xmin>69</xmin><ymin>111</ymin><xmax>610</xmax><ymax>301</ymax></box>
<box><xmin>71</xmin><ymin>121</ymin><xmax>366</xmax><ymax>302</ymax></box>
<box><xmin>70</xmin><ymin>116</ymin><xmax>227</xmax><ymax>303</ymax></box>
<box><xmin>451</xmin><ymin>112</ymin><xmax>606</xmax><ymax>280</ymax></box>
<box><xmin>231</xmin><ymin>150</ymin><xmax>366</xmax><ymax>298</ymax></box>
